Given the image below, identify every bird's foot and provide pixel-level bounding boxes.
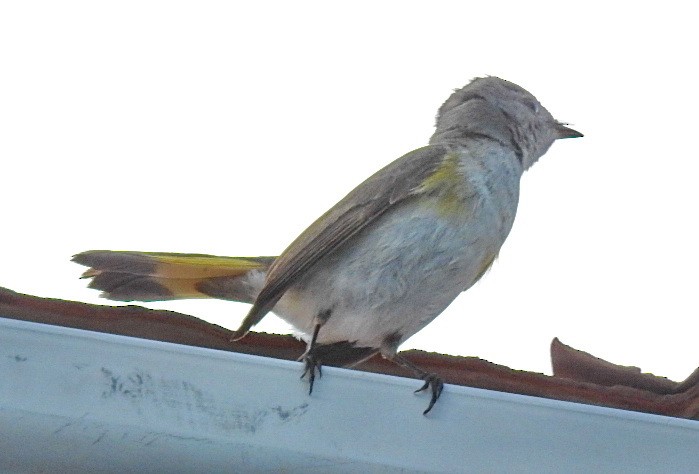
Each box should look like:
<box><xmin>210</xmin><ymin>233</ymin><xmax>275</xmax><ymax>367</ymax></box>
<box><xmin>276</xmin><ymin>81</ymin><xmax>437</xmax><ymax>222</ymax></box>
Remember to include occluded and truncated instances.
<box><xmin>391</xmin><ymin>353</ymin><xmax>445</xmax><ymax>415</ymax></box>
<box><xmin>415</xmin><ymin>373</ymin><xmax>444</xmax><ymax>415</ymax></box>
<box><xmin>301</xmin><ymin>353</ymin><xmax>322</xmax><ymax>395</ymax></box>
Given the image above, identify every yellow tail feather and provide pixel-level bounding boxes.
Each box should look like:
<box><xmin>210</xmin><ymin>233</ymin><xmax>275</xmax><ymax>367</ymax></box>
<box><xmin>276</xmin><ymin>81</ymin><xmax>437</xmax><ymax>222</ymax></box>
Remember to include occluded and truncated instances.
<box><xmin>73</xmin><ymin>250</ymin><xmax>275</xmax><ymax>302</ymax></box>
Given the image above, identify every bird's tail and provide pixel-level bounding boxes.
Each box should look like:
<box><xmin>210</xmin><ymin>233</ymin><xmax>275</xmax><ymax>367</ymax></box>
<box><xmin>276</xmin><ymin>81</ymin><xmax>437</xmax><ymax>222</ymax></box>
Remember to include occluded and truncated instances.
<box><xmin>72</xmin><ymin>250</ymin><xmax>275</xmax><ymax>304</ymax></box>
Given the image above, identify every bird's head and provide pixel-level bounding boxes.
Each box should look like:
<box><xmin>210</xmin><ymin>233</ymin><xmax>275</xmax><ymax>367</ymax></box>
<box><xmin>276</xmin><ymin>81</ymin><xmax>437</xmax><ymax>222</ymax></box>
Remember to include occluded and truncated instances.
<box><xmin>433</xmin><ymin>76</ymin><xmax>582</xmax><ymax>169</ymax></box>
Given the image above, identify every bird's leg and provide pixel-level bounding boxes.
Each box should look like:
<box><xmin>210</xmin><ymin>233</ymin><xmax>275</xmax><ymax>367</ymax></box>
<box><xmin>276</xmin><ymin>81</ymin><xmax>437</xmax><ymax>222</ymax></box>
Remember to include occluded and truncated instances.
<box><xmin>391</xmin><ymin>353</ymin><xmax>444</xmax><ymax>415</ymax></box>
<box><xmin>300</xmin><ymin>323</ymin><xmax>322</xmax><ymax>394</ymax></box>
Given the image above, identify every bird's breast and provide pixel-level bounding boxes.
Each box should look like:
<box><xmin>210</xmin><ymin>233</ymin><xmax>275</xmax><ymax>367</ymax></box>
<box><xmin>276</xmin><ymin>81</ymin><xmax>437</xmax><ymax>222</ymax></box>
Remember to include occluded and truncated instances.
<box><xmin>275</xmin><ymin>148</ymin><xmax>522</xmax><ymax>349</ymax></box>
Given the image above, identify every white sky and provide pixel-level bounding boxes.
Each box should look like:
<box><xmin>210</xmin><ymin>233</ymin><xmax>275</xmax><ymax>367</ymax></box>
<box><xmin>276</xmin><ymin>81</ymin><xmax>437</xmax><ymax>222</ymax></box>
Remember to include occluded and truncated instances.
<box><xmin>1</xmin><ymin>2</ymin><xmax>697</xmax><ymax>382</ymax></box>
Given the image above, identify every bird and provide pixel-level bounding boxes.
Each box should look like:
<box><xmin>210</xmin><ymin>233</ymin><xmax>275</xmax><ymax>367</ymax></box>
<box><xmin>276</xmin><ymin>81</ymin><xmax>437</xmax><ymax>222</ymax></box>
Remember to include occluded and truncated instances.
<box><xmin>73</xmin><ymin>76</ymin><xmax>582</xmax><ymax>414</ymax></box>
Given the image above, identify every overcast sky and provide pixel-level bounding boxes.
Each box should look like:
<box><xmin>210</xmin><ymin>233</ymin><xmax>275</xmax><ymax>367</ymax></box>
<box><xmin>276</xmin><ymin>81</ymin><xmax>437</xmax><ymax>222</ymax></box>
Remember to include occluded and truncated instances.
<box><xmin>2</xmin><ymin>2</ymin><xmax>697</xmax><ymax>382</ymax></box>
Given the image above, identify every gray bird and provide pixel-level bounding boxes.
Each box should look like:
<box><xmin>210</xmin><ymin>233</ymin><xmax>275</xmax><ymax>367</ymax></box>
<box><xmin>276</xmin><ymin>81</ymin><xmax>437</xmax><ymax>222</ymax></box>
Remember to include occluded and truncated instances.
<box><xmin>74</xmin><ymin>76</ymin><xmax>583</xmax><ymax>414</ymax></box>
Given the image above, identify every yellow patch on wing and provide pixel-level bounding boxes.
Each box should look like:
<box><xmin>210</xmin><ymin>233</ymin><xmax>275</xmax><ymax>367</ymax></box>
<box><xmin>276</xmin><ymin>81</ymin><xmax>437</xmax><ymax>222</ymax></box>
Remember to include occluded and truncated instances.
<box><xmin>418</xmin><ymin>152</ymin><xmax>469</xmax><ymax>216</ymax></box>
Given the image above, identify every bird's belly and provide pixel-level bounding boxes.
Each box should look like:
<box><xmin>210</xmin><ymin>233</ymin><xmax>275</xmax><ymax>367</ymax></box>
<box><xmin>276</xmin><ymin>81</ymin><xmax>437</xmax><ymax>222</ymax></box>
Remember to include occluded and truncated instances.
<box><xmin>274</xmin><ymin>195</ymin><xmax>513</xmax><ymax>351</ymax></box>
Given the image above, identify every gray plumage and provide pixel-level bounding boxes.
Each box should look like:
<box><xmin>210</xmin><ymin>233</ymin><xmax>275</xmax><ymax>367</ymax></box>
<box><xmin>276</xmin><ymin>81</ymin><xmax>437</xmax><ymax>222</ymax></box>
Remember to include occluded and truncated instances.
<box><xmin>75</xmin><ymin>77</ymin><xmax>582</xmax><ymax>413</ymax></box>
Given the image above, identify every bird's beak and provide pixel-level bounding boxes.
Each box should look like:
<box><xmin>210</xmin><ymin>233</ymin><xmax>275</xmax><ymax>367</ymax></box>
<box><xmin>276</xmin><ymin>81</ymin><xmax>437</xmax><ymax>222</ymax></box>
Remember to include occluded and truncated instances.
<box><xmin>555</xmin><ymin>123</ymin><xmax>584</xmax><ymax>139</ymax></box>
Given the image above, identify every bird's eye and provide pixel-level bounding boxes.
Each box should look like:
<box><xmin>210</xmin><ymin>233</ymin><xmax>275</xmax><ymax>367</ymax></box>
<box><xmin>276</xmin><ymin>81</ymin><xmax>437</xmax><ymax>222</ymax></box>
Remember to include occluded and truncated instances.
<box><xmin>523</xmin><ymin>99</ymin><xmax>540</xmax><ymax>113</ymax></box>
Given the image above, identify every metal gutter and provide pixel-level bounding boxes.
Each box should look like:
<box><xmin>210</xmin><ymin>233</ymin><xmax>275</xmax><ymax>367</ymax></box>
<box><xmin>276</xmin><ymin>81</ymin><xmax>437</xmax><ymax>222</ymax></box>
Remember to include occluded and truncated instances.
<box><xmin>2</xmin><ymin>317</ymin><xmax>698</xmax><ymax>473</ymax></box>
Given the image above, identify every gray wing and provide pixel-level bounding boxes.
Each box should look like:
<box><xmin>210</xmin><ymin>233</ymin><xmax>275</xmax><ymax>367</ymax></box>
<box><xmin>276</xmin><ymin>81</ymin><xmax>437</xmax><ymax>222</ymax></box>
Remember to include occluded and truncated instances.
<box><xmin>232</xmin><ymin>144</ymin><xmax>451</xmax><ymax>338</ymax></box>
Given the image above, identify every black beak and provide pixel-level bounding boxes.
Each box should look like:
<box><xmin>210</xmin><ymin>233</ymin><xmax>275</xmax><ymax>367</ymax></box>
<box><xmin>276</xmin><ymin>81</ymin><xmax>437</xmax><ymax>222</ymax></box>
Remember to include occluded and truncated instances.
<box><xmin>555</xmin><ymin>123</ymin><xmax>584</xmax><ymax>139</ymax></box>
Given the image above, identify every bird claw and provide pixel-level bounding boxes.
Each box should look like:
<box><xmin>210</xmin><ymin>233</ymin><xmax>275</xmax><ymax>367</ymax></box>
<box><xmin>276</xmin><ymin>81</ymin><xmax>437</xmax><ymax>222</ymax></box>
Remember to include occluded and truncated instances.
<box><xmin>301</xmin><ymin>353</ymin><xmax>322</xmax><ymax>395</ymax></box>
<box><xmin>415</xmin><ymin>373</ymin><xmax>444</xmax><ymax>415</ymax></box>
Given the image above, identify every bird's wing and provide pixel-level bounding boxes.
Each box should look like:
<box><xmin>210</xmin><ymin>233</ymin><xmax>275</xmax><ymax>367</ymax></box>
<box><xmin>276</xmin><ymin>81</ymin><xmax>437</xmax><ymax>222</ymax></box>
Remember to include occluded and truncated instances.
<box><xmin>233</xmin><ymin>144</ymin><xmax>452</xmax><ymax>338</ymax></box>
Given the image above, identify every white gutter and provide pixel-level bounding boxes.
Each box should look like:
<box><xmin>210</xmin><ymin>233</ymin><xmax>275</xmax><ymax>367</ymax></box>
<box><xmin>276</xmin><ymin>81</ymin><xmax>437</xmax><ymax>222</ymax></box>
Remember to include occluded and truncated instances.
<box><xmin>2</xmin><ymin>316</ymin><xmax>698</xmax><ymax>473</ymax></box>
